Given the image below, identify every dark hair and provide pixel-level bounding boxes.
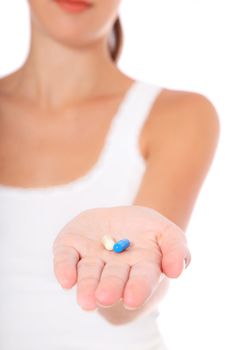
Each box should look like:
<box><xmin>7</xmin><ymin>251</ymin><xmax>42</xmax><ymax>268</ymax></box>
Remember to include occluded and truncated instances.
<box><xmin>109</xmin><ymin>17</ymin><xmax>123</xmax><ymax>62</ymax></box>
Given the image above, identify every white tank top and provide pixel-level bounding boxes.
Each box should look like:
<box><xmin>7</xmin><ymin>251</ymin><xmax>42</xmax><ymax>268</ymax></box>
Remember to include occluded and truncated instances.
<box><xmin>0</xmin><ymin>80</ymin><xmax>169</xmax><ymax>350</ymax></box>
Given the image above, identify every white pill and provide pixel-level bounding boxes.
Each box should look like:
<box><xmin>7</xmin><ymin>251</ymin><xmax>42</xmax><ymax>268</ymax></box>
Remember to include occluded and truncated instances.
<box><xmin>101</xmin><ymin>235</ymin><xmax>116</xmax><ymax>251</ymax></box>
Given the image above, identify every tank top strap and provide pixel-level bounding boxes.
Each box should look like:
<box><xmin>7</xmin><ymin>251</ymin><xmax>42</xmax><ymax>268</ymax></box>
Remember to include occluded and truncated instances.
<box><xmin>105</xmin><ymin>80</ymin><xmax>163</xmax><ymax>161</ymax></box>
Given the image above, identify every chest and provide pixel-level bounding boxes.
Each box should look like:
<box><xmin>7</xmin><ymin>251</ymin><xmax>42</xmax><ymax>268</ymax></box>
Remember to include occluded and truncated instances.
<box><xmin>0</xmin><ymin>97</ymin><xmax>149</xmax><ymax>187</ymax></box>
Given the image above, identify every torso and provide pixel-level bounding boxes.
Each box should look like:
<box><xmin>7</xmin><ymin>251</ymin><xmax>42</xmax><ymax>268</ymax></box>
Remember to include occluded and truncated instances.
<box><xmin>0</xmin><ymin>72</ymin><xmax>169</xmax><ymax>189</ymax></box>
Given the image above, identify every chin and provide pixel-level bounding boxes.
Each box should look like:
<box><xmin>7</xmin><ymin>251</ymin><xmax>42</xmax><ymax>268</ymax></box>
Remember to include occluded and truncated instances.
<box><xmin>28</xmin><ymin>0</ymin><xmax>118</xmax><ymax>48</ymax></box>
<box><xmin>28</xmin><ymin>1</ymin><xmax>91</xmax><ymax>46</ymax></box>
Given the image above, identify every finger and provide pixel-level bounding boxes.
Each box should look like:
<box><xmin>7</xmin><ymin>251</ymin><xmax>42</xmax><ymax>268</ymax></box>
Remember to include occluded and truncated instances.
<box><xmin>77</xmin><ymin>257</ymin><xmax>105</xmax><ymax>311</ymax></box>
<box><xmin>157</xmin><ymin>222</ymin><xmax>192</xmax><ymax>278</ymax></box>
<box><xmin>53</xmin><ymin>244</ymin><xmax>80</xmax><ymax>289</ymax></box>
<box><xmin>95</xmin><ymin>261</ymin><xmax>130</xmax><ymax>307</ymax></box>
<box><xmin>123</xmin><ymin>260</ymin><xmax>161</xmax><ymax>310</ymax></box>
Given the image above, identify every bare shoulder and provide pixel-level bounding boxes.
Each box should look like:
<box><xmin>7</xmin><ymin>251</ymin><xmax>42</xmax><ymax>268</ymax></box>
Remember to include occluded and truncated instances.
<box><xmin>0</xmin><ymin>71</ymin><xmax>21</xmax><ymax>99</ymax></box>
<box><xmin>146</xmin><ymin>88</ymin><xmax>220</xmax><ymax>157</ymax></box>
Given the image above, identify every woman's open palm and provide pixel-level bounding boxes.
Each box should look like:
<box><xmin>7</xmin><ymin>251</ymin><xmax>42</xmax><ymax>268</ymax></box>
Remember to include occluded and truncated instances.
<box><xmin>53</xmin><ymin>205</ymin><xmax>191</xmax><ymax>311</ymax></box>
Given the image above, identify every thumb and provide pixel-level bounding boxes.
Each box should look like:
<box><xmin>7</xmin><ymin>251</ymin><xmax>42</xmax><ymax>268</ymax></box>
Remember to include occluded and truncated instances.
<box><xmin>156</xmin><ymin>222</ymin><xmax>192</xmax><ymax>278</ymax></box>
<box><xmin>52</xmin><ymin>243</ymin><xmax>80</xmax><ymax>289</ymax></box>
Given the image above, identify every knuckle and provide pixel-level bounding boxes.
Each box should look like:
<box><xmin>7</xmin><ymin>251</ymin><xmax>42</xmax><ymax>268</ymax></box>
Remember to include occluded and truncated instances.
<box><xmin>78</xmin><ymin>257</ymin><xmax>104</xmax><ymax>269</ymax></box>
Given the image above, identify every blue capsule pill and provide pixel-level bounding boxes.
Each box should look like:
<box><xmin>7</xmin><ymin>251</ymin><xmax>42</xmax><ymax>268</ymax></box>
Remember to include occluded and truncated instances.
<box><xmin>113</xmin><ymin>239</ymin><xmax>130</xmax><ymax>253</ymax></box>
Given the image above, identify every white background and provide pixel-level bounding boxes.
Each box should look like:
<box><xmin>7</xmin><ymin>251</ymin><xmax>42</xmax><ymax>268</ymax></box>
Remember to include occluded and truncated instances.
<box><xmin>0</xmin><ymin>1</ymin><xmax>232</xmax><ymax>349</ymax></box>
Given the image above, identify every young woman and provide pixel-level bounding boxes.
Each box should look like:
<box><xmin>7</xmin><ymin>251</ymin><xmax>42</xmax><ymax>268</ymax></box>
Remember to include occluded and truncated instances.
<box><xmin>0</xmin><ymin>0</ymin><xmax>220</xmax><ymax>349</ymax></box>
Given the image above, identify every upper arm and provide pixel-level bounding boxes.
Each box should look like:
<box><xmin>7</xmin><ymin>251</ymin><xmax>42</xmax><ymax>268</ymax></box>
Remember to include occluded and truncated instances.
<box><xmin>133</xmin><ymin>90</ymin><xmax>220</xmax><ymax>231</ymax></box>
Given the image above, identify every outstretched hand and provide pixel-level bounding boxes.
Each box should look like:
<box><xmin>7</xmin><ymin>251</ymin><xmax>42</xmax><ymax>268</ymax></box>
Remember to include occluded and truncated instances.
<box><xmin>52</xmin><ymin>205</ymin><xmax>191</xmax><ymax>311</ymax></box>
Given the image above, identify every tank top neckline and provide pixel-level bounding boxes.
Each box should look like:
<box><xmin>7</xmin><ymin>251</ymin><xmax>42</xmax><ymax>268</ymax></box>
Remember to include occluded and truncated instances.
<box><xmin>0</xmin><ymin>79</ymin><xmax>142</xmax><ymax>196</ymax></box>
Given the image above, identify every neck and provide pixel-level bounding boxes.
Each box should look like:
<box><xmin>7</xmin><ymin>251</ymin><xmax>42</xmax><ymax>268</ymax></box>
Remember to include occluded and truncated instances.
<box><xmin>16</xmin><ymin>21</ymin><xmax>121</xmax><ymax>110</ymax></box>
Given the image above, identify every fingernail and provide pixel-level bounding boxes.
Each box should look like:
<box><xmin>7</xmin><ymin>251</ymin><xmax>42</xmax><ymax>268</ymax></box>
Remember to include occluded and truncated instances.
<box><xmin>158</xmin><ymin>273</ymin><xmax>165</xmax><ymax>283</ymax></box>
<box><xmin>61</xmin><ymin>286</ymin><xmax>71</xmax><ymax>293</ymax></box>
<box><xmin>87</xmin><ymin>307</ymin><xmax>98</xmax><ymax>312</ymax></box>
<box><xmin>61</xmin><ymin>287</ymin><xmax>69</xmax><ymax>291</ymax></box>
<box><xmin>96</xmin><ymin>301</ymin><xmax>114</xmax><ymax>308</ymax></box>
<box><xmin>60</xmin><ymin>282</ymin><xmax>72</xmax><ymax>291</ymax></box>
<box><xmin>184</xmin><ymin>257</ymin><xmax>189</xmax><ymax>269</ymax></box>
<box><xmin>123</xmin><ymin>304</ymin><xmax>139</xmax><ymax>310</ymax></box>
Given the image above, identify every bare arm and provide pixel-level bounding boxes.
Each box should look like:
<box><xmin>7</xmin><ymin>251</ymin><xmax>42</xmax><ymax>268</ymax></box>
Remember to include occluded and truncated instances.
<box><xmin>133</xmin><ymin>90</ymin><xmax>220</xmax><ymax>231</ymax></box>
<box><xmin>97</xmin><ymin>90</ymin><xmax>220</xmax><ymax>323</ymax></box>
<box><xmin>53</xmin><ymin>90</ymin><xmax>220</xmax><ymax>324</ymax></box>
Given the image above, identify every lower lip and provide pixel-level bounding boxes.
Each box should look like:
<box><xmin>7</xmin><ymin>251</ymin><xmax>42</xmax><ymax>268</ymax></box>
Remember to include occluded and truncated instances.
<box><xmin>54</xmin><ymin>0</ymin><xmax>92</xmax><ymax>13</ymax></box>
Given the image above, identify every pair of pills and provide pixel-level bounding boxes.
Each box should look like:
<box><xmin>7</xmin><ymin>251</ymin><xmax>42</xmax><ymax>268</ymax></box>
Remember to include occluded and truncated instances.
<box><xmin>101</xmin><ymin>235</ymin><xmax>130</xmax><ymax>253</ymax></box>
